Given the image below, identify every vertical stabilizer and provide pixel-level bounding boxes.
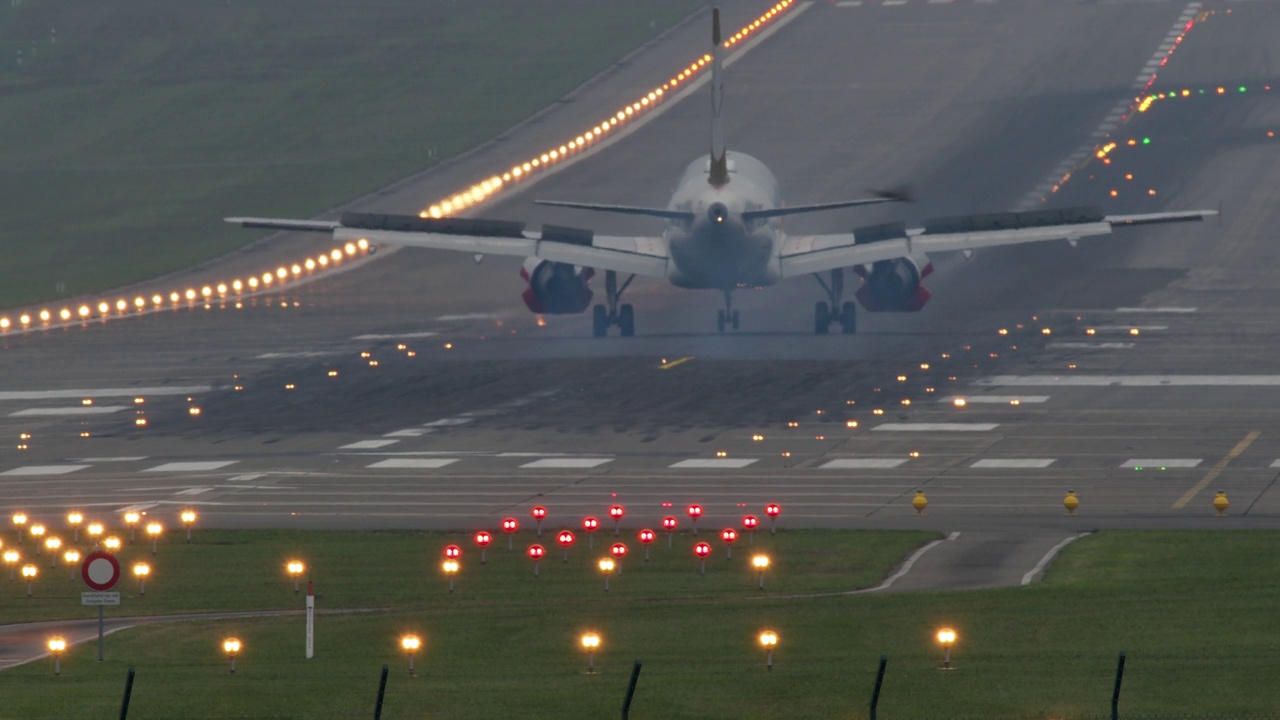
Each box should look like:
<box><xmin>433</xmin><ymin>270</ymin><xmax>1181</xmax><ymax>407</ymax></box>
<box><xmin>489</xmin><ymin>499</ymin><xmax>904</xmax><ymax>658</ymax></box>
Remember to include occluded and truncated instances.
<box><xmin>708</xmin><ymin>7</ymin><xmax>729</xmax><ymax>188</ymax></box>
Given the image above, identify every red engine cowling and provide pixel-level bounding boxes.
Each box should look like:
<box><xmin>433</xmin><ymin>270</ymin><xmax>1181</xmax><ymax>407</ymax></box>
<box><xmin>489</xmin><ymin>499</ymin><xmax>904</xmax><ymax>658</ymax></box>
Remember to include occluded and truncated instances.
<box><xmin>520</xmin><ymin>258</ymin><xmax>594</xmax><ymax>314</ymax></box>
<box><xmin>853</xmin><ymin>258</ymin><xmax>933</xmax><ymax>312</ymax></box>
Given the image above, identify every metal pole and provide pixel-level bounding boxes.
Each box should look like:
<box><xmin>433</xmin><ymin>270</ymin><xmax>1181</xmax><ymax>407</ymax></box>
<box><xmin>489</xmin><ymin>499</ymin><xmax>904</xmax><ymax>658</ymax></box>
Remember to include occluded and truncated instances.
<box><xmin>1111</xmin><ymin>651</ymin><xmax>1127</xmax><ymax>720</ymax></box>
<box><xmin>620</xmin><ymin>660</ymin><xmax>643</xmax><ymax>720</ymax></box>
<box><xmin>98</xmin><ymin>605</ymin><xmax>105</xmax><ymax>661</ymax></box>
<box><xmin>118</xmin><ymin>667</ymin><xmax>135</xmax><ymax>720</ymax></box>
<box><xmin>869</xmin><ymin>655</ymin><xmax>888</xmax><ymax>720</ymax></box>
<box><xmin>373</xmin><ymin>664</ymin><xmax>389</xmax><ymax>720</ymax></box>
<box><xmin>306</xmin><ymin>581</ymin><xmax>315</xmax><ymax>659</ymax></box>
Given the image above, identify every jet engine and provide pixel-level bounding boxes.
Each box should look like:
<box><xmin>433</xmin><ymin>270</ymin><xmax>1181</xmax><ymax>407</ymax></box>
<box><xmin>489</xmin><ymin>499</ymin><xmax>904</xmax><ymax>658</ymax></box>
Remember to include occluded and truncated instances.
<box><xmin>853</xmin><ymin>258</ymin><xmax>933</xmax><ymax>312</ymax></box>
<box><xmin>520</xmin><ymin>258</ymin><xmax>594</xmax><ymax>314</ymax></box>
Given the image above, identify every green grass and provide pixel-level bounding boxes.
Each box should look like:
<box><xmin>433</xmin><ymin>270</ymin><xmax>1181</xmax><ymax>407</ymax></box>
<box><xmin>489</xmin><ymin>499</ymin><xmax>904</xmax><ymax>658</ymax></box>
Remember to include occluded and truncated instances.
<box><xmin>6</xmin><ymin>530</ymin><xmax>1280</xmax><ymax>719</ymax></box>
<box><xmin>0</xmin><ymin>0</ymin><xmax>700</xmax><ymax>308</ymax></box>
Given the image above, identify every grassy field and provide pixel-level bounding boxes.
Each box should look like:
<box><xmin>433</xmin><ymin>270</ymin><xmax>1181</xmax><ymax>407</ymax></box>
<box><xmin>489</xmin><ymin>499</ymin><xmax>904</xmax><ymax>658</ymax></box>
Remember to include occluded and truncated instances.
<box><xmin>0</xmin><ymin>0</ymin><xmax>700</xmax><ymax>309</ymax></box>
<box><xmin>4</xmin><ymin>529</ymin><xmax>1280</xmax><ymax>719</ymax></box>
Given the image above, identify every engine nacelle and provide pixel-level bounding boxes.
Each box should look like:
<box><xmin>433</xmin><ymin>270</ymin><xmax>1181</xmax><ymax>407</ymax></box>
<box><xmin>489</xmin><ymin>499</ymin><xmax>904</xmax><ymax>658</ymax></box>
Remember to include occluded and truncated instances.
<box><xmin>520</xmin><ymin>258</ymin><xmax>594</xmax><ymax>314</ymax></box>
<box><xmin>853</xmin><ymin>257</ymin><xmax>933</xmax><ymax>312</ymax></box>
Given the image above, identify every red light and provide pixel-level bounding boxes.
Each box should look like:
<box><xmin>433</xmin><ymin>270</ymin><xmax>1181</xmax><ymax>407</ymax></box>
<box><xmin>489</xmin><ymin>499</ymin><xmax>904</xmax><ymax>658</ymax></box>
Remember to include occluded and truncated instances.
<box><xmin>764</xmin><ymin>504</ymin><xmax>781</xmax><ymax>519</ymax></box>
<box><xmin>443</xmin><ymin>544</ymin><xmax>461</xmax><ymax>559</ymax></box>
<box><xmin>611</xmin><ymin>543</ymin><xmax>628</xmax><ymax>558</ymax></box>
<box><xmin>743</xmin><ymin>515</ymin><xmax>759</xmax><ymax>529</ymax></box>
<box><xmin>609</xmin><ymin>505</ymin><xmax>625</xmax><ymax>520</ymax></box>
<box><xmin>502</xmin><ymin>518</ymin><xmax>519</xmax><ymax>533</ymax></box>
<box><xmin>694</xmin><ymin>542</ymin><xmax>711</xmax><ymax>558</ymax></box>
<box><xmin>687</xmin><ymin>504</ymin><xmax>703</xmax><ymax>519</ymax></box>
<box><xmin>721</xmin><ymin>529</ymin><xmax>738</xmax><ymax>544</ymax></box>
<box><xmin>583</xmin><ymin>517</ymin><xmax>600</xmax><ymax>532</ymax></box>
<box><xmin>527</xmin><ymin>545</ymin><xmax>545</xmax><ymax>560</ymax></box>
<box><xmin>531</xmin><ymin>506</ymin><xmax>547</xmax><ymax>520</ymax></box>
<box><xmin>557</xmin><ymin>530</ymin><xmax>575</xmax><ymax>546</ymax></box>
<box><xmin>662</xmin><ymin>516</ymin><xmax>678</xmax><ymax>531</ymax></box>
<box><xmin>638</xmin><ymin>529</ymin><xmax>655</xmax><ymax>544</ymax></box>
<box><xmin>474</xmin><ymin>531</ymin><xmax>492</xmax><ymax>547</ymax></box>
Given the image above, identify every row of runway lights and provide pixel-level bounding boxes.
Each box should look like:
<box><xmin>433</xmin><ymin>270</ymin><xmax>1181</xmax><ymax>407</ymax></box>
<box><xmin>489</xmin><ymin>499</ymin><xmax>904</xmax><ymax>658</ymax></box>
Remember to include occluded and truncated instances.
<box><xmin>0</xmin><ymin>239</ymin><xmax>371</xmax><ymax>334</ymax></box>
<box><xmin>416</xmin><ymin>1</ymin><xmax>796</xmax><ymax>220</ymax></box>
<box><xmin>0</xmin><ymin>3</ymin><xmax>798</xmax><ymax>337</ymax></box>
<box><xmin>2</xmin><ymin>510</ymin><xmax>196</xmax><ymax>596</ymax></box>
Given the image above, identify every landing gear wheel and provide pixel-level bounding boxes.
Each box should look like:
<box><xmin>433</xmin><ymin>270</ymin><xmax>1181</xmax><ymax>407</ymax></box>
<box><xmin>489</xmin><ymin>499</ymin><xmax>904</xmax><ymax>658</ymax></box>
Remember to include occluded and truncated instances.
<box><xmin>814</xmin><ymin>301</ymin><xmax>830</xmax><ymax>335</ymax></box>
<box><xmin>619</xmin><ymin>304</ymin><xmax>635</xmax><ymax>337</ymax></box>
<box><xmin>716</xmin><ymin>310</ymin><xmax>727</xmax><ymax>333</ymax></box>
<box><xmin>731</xmin><ymin>310</ymin><xmax>740</xmax><ymax>331</ymax></box>
<box><xmin>840</xmin><ymin>301</ymin><xmax>857</xmax><ymax>335</ymax></box>
<box><xmin>592</xmin><ymin>304</ymin><xmax>608</xmax><ymax>338</ymax></box>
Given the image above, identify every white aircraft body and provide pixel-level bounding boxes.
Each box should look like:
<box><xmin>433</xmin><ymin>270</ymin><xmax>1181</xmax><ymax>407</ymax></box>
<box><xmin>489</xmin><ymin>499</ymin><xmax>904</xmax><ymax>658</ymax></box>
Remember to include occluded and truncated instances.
<box><xmin>228</xmin><ymin>8</ymin><xmax>1215</xmax><ymax>337</ymax></box>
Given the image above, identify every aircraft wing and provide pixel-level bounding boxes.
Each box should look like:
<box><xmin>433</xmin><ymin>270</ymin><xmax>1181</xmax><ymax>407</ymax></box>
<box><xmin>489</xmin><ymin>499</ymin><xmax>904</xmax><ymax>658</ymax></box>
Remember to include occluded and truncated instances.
<box><xmin>226</xmin><ymin>212</ymin><xmax>669</xmax><ymax>279</ymax></box>
<box><xmin>778</xmin><ymin>207</ymin><xmax>1216</xmax><ymax>277</ymax></box>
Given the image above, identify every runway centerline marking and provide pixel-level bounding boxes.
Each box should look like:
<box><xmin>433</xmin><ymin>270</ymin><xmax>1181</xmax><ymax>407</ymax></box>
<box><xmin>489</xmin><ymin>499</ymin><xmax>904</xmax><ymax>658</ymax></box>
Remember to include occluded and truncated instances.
<box><xmin>659</xmin><ymin>356</ymin><xmax>694</xmax><ymax>370</ymax></box>
<box><xmin>970</xmin><ymin>459</ymin><xmax>1056</xmax><ymax>469</ymax></box>
<box><xmin>520</xmin><ymin>458</ymin><xmax>613</xmax><ymax>469</ymax></box>
<box><xmin>820</xmin><ymin>458</ymin><xmax>908</xmax><ymax>469</ymax></box>
<box><xmin>0</xmin><ymin>386</ymin><xmax>211</xmax><ymax>401</ymax></box>
<box><xmin>10</xmin><ymin>406</ymin><xmax>130</xmax><ymax>416</ymax></box>
<box><xmin>144</xmin><ymin>461</ymin><xmax>239</xmax><ymax>473</ymax></box>
<box><xmin>1172</xmin><ymin>431</ymin><xmax>1260</xmax><ymax>509</ymax></box>
<box><xmin>873</xmin><ymin>423</ymin><xmax>999</xmax><ymax>432</ymax></box>
<box><xmin>1122</xmin><ymin>459</ymin><xmax>1202</xmax><ymax>469</ymax></box>
<box><xmin>1</xmin><ymin>465</ymin><xmax>90</xmax><ymax>477</ymax></box>
<box><xmin>366</xmin><ymin>458</ymin><xmax>459</xmax><ymax>469</ymax></box>
<box><xmin>669</xmin><ymin>458</ymin><xmax>758</xmax><ymax>469</ymax></box>
<box><xmin>339</xmin><ymin>439</ymin><xmax>400</xmax><ymax>450</ymax></box>
<box><xmin>977</xmin><ymin>375</ymin><xmax>1280</xmax><ymax>387</ymax></box>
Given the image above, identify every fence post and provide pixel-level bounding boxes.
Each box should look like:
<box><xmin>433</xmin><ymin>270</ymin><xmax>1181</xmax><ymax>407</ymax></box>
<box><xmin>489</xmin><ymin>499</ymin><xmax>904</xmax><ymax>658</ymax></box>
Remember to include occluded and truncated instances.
<box><xmin>621</xmin><ymin>660</ymin><xmax>643</xmax><ymax>720</ymax></box>
<box><xmin>1111</xmin><ymin>651</ymin><xmax>1127</xmax><ymax>720</ymax></box>
<box><xmin>869</xmin><ymin>655</ymin><xmax>888</xmax><ymax>720</ymax></box>
<box><xmin>118</xmin><ymin>667</ymin><xmax>136</xmax><ymax>720</ymax></box>
<box><xmin>374</xmin><ymin>664</ymin><xmax>389</xmax><ymax>720</ymax></box>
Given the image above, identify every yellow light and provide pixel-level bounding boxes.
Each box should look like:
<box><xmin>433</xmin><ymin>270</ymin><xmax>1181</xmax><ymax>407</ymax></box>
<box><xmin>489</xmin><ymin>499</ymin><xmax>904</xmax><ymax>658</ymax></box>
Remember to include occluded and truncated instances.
<box><xmin>286</xmin><ymin>560</ymin><xmax>305</xmax><ymax>577</ymax></box>
<box><xmin>248</xmin><ymin>277</ymin><xmax>260</xmax><ymax>289</ymax></box>
<box><xmin>168</xmin><ymin>292</ymin><xmax>180</xmax><ymax>303</ymax></box>
<box><xmin>146</xmin><ymin>522</ymin><xmax>163</xmax><ymax>537</ymax></box>
<box><xmin>223</xmin><ymin>638</ymin><xmax>242</xmax><ymax>656</ymax></box>
<box><xmin>344</xmin><ymin>243</ymin><xmax>357</xmax><ymax>255</ymax></box>
<box><xmin>45</xmin><ymin>537</ymin><xmax>61</xmax><ymax>552</ymax></box>
<box><xmin>1129</xmin><ymin>328</ymin><xmax>1141</xmax><ymax>336</ymax></box>
<box><xmin>317</xmin><ymin>255</ymin><xmax>329</xmax><ymax>267</ymax></box>
<box><xmin>401</xmin><ymin>635</ymin><xmax>421</xmax><ymax>652</ymax></box>
<box><xmin>22</xmin><ymin>564</ymin><xmax>38</xmax><ymax>579</ymax></box>
<box><xmin>3</xmin><ymin>550</ymin><xmax>18</xmax><ymax>563</ymax></box>
<box><xmin>181</xmin><ymin>510</ymin><xmax>197</xmax><ymax>525</ymax></box>
<box><xmin>752</xmin><ymin>554</ymin><xmax>770</xmax><ymax>570</ymax></box>
<box><xmin>64</xmin><ymin>549</ymin><xmax>80</xmax><ymax>565</ymax></box>
<box><xmin>953</xmin><ymin>398</ymin><xmax>967</xmax><ymax>407</ymax></box>
<box><xmin>276</xmin><ymin>267</ymin><xmax>288</xmax><ymax>279</ymax></box>
<box><xmin>87</xmin><ymin>523</ymin><xmax>103</xmax><ymax>538</ymax></box>
<box><xmin>581</xmin><ymin>632</ymin><xmax>601</xmax><ymax>650</ymax></box>
<box><xmin>233</xmin><ymin>279</ymin><xmax>244</xmax><ymax>291</ymax></box>
<box><xmin>124</xmin><ymin>512</ymin><xmax>140</xmax><ymax>526</ymax></box>
<box><xmin>758</xmin><ymin>631</ymin><xmax>778</xmax><ymax>648</ymax></box>
<box><xmin>216</xmin><ymin>283</ymin><xmax>228</xmax><ymax>295</ymax></box>
<box><xmin>133</xmin><ymin>562</ymin><xmax>150</xmax><ymax>577</ymax></box>
<box><xmin>442</xmin><ymin>559</ymin><xmax>460</xmax><ymax>574</ymax></box>
<box><xmin>937</xmin><ymin>628</ymin><xmax>957</xmax><ymax>645</ymax></box>
<box><xmin>184</xmin><ymin>289</ymin><xmax>196</xmax><ymax>301</ymax></box>
<box><xmin>59</xmin><ymin>308</ymin><xmax>71</xmax><ymax>321</ymax></box>
<box><xmin>152</xmin><ymin>294</ymin><xmax>163</xmax><ymax>305</ymax></box>
<box><xmin>598</xmin><ymin>558</ymin><xmax>615</xmax><ymax>574</ymax></box>
<box><xmin>48</xmin><ymin>637</ymin><xmax>66</xmax><ymax>654</ymax></box>
<box><xmin>30</xmin><ymin>524</ymin><xmax>45</xmax><ymax>538</ymax></box>
<box><xmin>39</xmin><ymin>309</ymin><xmax>51</xmax><ymax>322</ymax></box>
<box><xmin>846</xmin><ymin>420</ymin><xmax>858</xmax><ymax>428</ymax></box>
<box><xmin>0</xmin><ymin>317</ymin><xmax>8</xmax><ymax>329</ymax></box>
<box><xmin>68</xmin><ymin>512</ymin><xmax>83</xmax><ymax>526</ymax></box>
<box><xmin>19</xmin><ymin>314</ymin><xmax>30</xmax><ymax>325</ymax></box>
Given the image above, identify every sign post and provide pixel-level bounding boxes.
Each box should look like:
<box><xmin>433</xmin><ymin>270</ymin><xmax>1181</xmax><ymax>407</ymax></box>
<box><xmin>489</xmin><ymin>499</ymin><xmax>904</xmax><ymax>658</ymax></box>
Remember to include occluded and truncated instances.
<box><xmin>80</xmin><ymin>551</ymin><xmax>121</xmax><ymax>661</ymax></box>
<box><xmin>305</xmin><ymin>581</ymin><xmax>315</xmax><ymax>659</ymax></box>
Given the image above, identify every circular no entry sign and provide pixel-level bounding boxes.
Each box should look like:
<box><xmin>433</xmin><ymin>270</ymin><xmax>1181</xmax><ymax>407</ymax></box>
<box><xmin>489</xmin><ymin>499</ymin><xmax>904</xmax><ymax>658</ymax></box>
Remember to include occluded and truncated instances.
<box><xmin>81</xmin><ymin>551</ymin><xmax>121</xmax><ymax>591</ymax></box>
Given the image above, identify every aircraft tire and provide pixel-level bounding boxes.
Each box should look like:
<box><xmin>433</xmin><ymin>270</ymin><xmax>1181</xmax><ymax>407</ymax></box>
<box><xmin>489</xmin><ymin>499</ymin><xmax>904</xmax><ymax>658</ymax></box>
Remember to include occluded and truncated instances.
<box><xmin>619</xmin><ymin>304</ymin><xmax>635</xmax><ymax>337</ymax></box>
<box><xmin>731</xmin><ymin>310</ymin><xmax>740</xmax><ymax>331</ymax></box>
<box><xmin>840</xmin><ymin>302</ymin><xmax>857</xmax><ymax>335</ymax></box>
<box><xmin>592</xmin><ymin>304</ymin><xmax>608</xmax><ymax>338</ymax></box>
<box><xmin>814</xmin><ymin>302</ymin><xmax>830</xmax><ymax>335</ymax></box>
<box><xmin>716</xmin><ymin>309</ymin><xmax>727</xmax><ymax>333</ymax></box>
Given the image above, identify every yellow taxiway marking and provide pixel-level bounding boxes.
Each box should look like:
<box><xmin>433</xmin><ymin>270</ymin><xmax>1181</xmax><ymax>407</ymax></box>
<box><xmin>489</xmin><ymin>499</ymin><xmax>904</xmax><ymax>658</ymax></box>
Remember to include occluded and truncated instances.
<box><xmin>1172</xmin><ymin>430</ymin><xmax>1260</xmax><ymax>509</ymax></box>
<box><xmin>659</xmin><ymin>356</ymin><xmax>694</xmax><ymax>370</ymax></box>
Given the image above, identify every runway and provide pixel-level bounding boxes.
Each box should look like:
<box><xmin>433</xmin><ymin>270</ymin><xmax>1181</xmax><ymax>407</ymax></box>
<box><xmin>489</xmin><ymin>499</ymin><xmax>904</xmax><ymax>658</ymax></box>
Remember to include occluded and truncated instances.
<box><xmin>4</xmin><ymin>0</ymin><xmax>1280</xmax><ymax>590</ymax></box>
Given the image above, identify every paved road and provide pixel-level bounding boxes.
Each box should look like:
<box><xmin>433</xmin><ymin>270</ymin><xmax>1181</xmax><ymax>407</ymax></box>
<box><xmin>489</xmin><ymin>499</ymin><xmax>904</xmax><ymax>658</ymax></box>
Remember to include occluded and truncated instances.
<box><xmin>3</xmin><ymin>0</ymin><xmax>1280</xmax><ymax>595</ymax></box>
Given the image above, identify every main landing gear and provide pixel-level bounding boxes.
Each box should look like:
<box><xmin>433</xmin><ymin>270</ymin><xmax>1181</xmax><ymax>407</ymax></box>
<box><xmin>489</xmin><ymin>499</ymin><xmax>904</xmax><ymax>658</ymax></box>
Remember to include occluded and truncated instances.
<box><xmin>813</xmin><ymin>268</ymin><xmax>857</xmax><ymax>335</ymax></box>
<box><xmin>716</xmin><ymin>289</ymin><xmax>740</xmax><ymax>333</ymax></box>
<box><xmin>592</xmin><ymin>270</ymin><xmax>636</xmax><ymax>337</ymax></box>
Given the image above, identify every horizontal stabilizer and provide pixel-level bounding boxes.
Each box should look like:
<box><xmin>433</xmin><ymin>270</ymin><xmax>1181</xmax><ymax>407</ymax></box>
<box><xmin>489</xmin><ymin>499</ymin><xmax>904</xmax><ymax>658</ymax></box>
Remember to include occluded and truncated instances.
<box><xmin>534</xmin><ymin>200</ymin><xmax>695</xmax><ymax>222</ymax></box>
<box><xmin>742</xmin><ymin>194</ymin><xmax>906</xmax><ymax>222</ymax></box>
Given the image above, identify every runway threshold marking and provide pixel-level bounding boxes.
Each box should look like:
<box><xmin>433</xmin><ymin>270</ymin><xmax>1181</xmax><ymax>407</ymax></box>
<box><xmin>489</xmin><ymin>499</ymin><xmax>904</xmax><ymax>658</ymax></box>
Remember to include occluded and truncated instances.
<box><xmin>659</xmin><ymin>356</ymin><xmax>693</xmax><ymax>370</ymax></box>
<box><xmin>1172</xmin><ymin>431</ymin><xmax>1261</xmax><ymax>509</ymax></box>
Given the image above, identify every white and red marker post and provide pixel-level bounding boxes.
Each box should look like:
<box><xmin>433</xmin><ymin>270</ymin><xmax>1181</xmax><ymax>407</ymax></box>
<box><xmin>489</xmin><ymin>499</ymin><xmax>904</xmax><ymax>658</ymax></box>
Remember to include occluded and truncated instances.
<box><xmin>306</xmin><ymin>580</ymin><xmax>315</xmax><ymax>659</ymax></box>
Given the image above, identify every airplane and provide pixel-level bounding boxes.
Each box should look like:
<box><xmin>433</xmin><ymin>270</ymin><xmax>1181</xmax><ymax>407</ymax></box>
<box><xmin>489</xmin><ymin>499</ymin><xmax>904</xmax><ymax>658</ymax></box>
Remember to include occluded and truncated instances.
<box><xmin>227</xmin><ymin>8</ymin><xmax>1215</xmax><ymax>338</ymax></box>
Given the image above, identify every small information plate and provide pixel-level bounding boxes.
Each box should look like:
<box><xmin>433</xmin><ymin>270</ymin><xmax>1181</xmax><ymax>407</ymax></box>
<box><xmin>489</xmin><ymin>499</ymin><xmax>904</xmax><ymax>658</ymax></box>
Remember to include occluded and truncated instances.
<box><xmin>81</xmin><ymin>592</ymin><xmax>121</xmax><ymax>606</ymax></box>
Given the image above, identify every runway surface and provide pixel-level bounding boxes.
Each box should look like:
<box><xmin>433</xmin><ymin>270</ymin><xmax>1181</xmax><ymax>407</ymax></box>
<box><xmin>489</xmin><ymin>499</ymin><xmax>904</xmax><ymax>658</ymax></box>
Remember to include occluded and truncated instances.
<box><xmin>5</xmin><ymin>0</ymin><xmax>1280</xmax><ymax>591</ymax></box>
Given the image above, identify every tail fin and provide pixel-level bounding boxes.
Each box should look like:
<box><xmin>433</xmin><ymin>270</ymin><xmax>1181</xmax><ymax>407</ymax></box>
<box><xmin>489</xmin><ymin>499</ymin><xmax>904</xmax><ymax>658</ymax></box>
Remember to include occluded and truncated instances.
<box><xmin>708</xmin><ymin>7</ymin><xmax>729</xmax><ymax>188</ymax></box>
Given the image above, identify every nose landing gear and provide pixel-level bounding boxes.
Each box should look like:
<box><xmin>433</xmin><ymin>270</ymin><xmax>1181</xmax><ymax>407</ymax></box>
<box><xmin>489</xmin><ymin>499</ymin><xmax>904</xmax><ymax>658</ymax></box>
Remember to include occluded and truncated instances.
<box><xmin>716</xmin><ymin>289</ymin><xmax>740</xmax><ymax>333</ymax></box>
<box><xmin>813</xmin><ymin>268</ymin><xmax>857</xmax><ymax>335</ymax></box>
<box><xmin>592</xmin><ymin>270</ymin><xmax>636</xmax><ymax>337</ymax></box>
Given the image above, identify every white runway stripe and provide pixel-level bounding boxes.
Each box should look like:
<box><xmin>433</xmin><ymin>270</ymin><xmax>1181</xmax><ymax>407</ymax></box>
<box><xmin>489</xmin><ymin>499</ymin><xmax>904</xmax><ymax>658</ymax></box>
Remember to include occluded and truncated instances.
<box><xmin>10</xmin><ymin>406</ymin><xmax>129</xmax><ymax>416</ymax></box>
<box><xmin>1</xmin><ymin>465</ymin><xmax>89</xmax><ymax>476</ymax></box>
<box><xmin>1047</xmin><ymin>342</ymin><xmax>1135</xmax><ymax>349</ymax></box>
<box><xmin>340</xmin><ymin>440</ymin><xmax>400</xmax><ymax>450</ymax></box>
<box><xmin>0</xmin><ymin>386</ymin><xmax>211</xmax><ymax>401</ymax></box>
<box><xmin>1115</xmin><ymin>307</ymin><xmax>1197</xmax><ymax>313</ymax></box>
<box><xmin>173</xmin><ymin>487</ymin><xmax>214</xmax><ymax>496</ymax></box>
<box><xmin>71</xmin><ymin>456</ymin><xmax>148</xmax><ymax>462</ymax></box>
<box><xmin>1271</xmin><ymin>460</ymin><xmax>1280</xmax><ymax>468</ymax></box>
<box><xmin>941</xmin><ymin>395</ymin><xmax>1048</xmax><ymax>404</ymax></box>
<box><xmin>145</xmin><ymin>461</ymin><xmax>239</xmax><ymax>472</ymax></box>
<box><xmin>669</xmin><ymin>458</ymin><xmax>758</xmax><ymax>469</ymax></box>
<box><xmin>367</xmin><ymin>458</ymin><xmax>459</xmax><ymax>469</ymax></box>
<box><xmin>820</xmin><ymin>458</ymin><xmax>908</xmax><ymax>469</ymax></box>
<box><xmin>351</xmin><ymin>331</ymin><xmax>438</xmax><ymax>340</ymax></box>
<box><xmin>978</xmin><ymin>375</ymin><xmax>1280</xmax><ymax>387</ymax></box>
<box><xmin>970</xmin><ymin>459</ymin><xmax>1056</xmax><ymax>469</ymax></box>
<box><xmin>1121</xmin><ymin>459</ymin><xmax>1202</xmax><ymax>469</ymax></box>
<box><xmin>873</xmin><ymin>423</ymin><xmax>999</xmax><ymax>432</ymax></box>
<box><xmin>520</xmin><ymin>458</ymin><xmax>613</xmax><ymax>469</ymax></box>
